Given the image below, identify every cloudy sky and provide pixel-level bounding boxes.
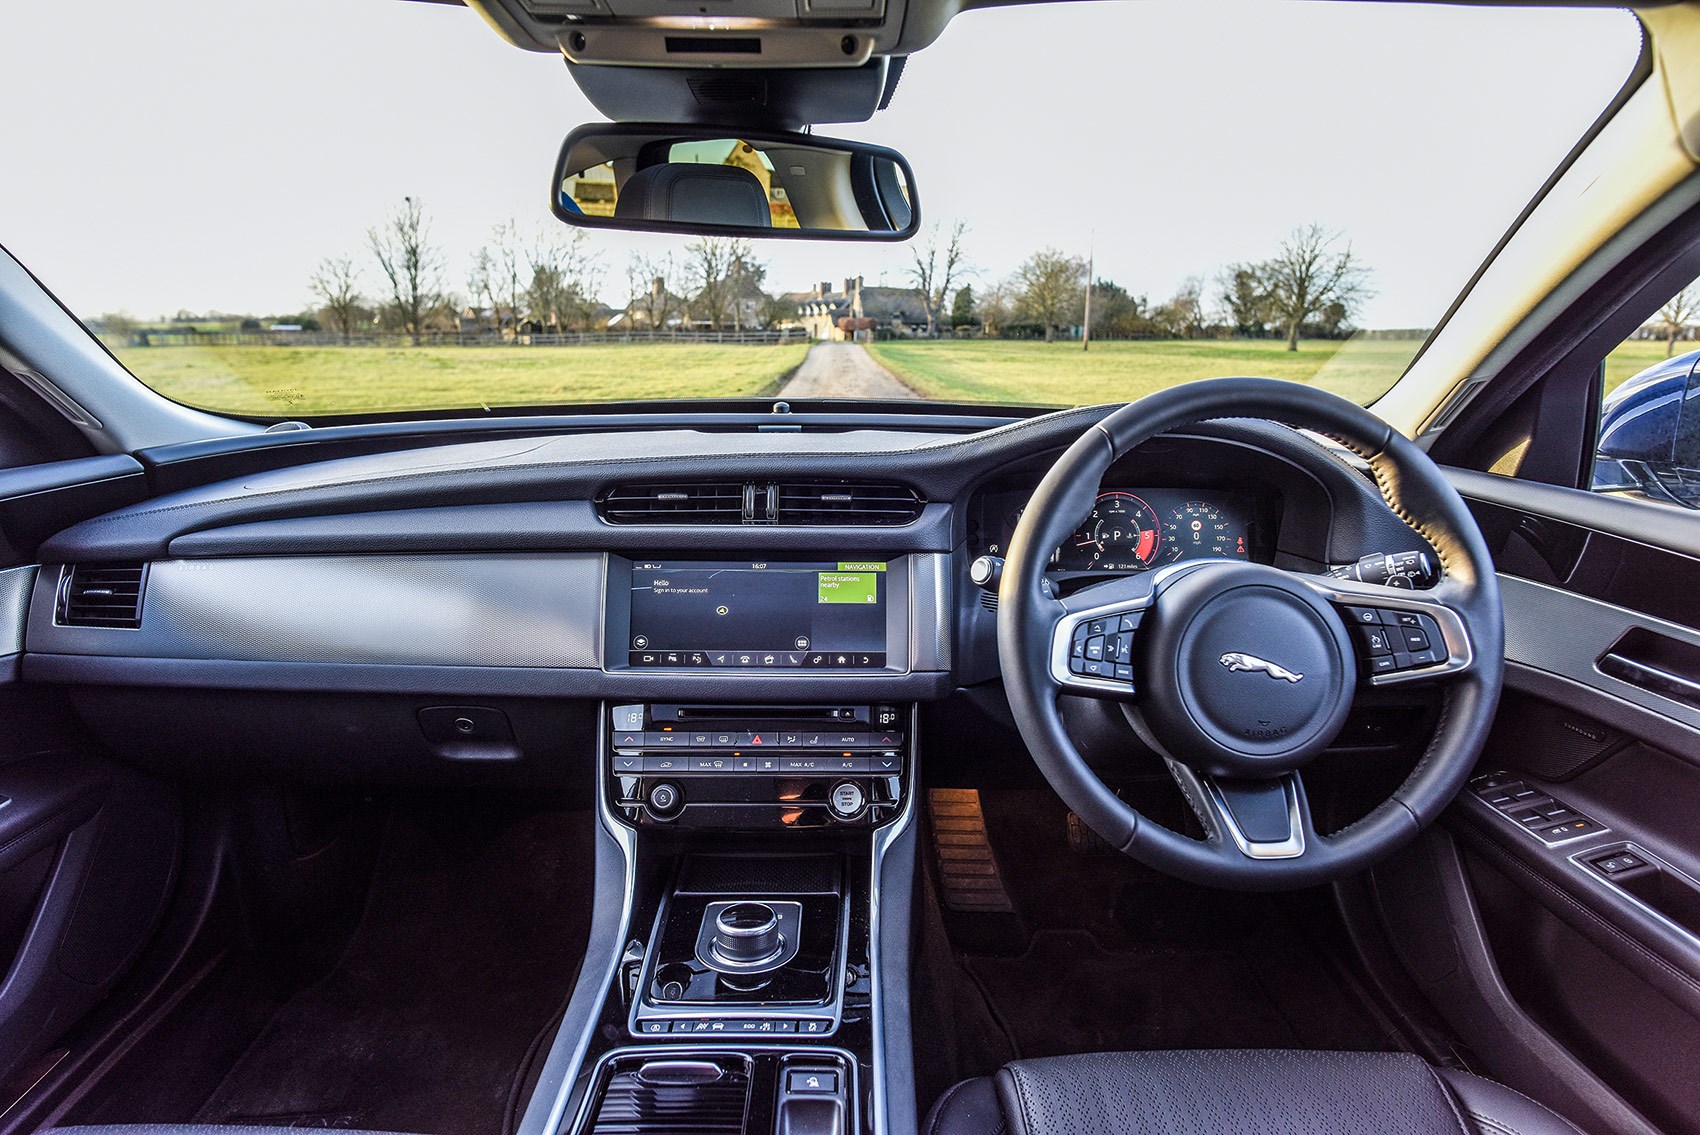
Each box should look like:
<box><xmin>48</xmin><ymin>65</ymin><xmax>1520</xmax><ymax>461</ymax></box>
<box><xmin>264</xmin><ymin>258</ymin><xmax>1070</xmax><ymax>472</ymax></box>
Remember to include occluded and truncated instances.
<box><xmin>0</xmin><ymin>0</ymin><xmax>1641</xmax><ymax>328</ymax></box>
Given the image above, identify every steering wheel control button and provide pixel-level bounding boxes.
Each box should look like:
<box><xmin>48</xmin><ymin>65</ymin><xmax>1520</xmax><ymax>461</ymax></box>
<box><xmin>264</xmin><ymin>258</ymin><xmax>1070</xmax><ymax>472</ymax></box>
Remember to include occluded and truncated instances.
<box><xmin>1355</xmin><ymin>625</ymin><xmax>1394</xmax><ymax>656</ymax></box>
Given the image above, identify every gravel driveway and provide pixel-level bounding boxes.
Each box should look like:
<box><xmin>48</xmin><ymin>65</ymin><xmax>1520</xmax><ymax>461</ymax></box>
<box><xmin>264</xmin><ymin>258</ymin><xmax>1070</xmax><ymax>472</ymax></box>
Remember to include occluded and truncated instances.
<box><xmin>776</xmin><ymin>341</ymin><xmax>919</xmax><ymax>400</ymax></box>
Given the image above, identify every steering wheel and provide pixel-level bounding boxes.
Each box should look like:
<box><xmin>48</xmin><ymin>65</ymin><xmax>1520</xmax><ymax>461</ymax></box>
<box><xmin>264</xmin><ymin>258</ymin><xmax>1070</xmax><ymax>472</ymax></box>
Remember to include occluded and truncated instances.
<box><xmin>998</xmin><ymin>377</ymin><xmax>1504</xmax><ymax>890</ymax></box>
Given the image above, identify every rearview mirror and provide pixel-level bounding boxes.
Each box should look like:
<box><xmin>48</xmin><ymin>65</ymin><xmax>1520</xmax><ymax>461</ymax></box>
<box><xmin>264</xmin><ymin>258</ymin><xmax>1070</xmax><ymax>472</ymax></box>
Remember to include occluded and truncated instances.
<box><xmin>551</xmin><ymin>123</ymin><xmax>919</xmax><ymax>241</ymax></box>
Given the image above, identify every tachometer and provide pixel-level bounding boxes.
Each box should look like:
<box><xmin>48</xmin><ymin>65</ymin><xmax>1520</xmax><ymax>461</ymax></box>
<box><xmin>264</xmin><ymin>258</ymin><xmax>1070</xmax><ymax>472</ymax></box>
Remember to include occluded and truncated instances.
<box><xmin>1063</xmin><ymin>492</ymin><xmax>1163</xmax><ymax>571</ymax></box>
<box><xmin>1160</xmin><ymin>500</ymin><xmax>1247</xmax><ymax>562</ymax></box>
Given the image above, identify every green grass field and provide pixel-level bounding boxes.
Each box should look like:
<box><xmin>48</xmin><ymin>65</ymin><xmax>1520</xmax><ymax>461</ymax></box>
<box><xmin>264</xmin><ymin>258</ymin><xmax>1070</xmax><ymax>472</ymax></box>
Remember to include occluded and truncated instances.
<box><xmin>867</xmin><ymin>338</ymin><xmax>1423</xmax><ymax>406</ymax></box>
<box><xmin>115</xmin><ymin>343</ymin><xmax>811</xmax><ymax>416</ymax></box>
<box><xmin>113</xmin><ymin>335</ymin><xmax>1683</xmax><ymax>418</ymax></box>
<box><xmin>871</xmin><ymin>336</ymin><xmax>1685</xmax><ymax>407</ymax></box>
<box><xmin>1603</xmin><ymin>338</ymin><xmax>1682</xmax><ymax>396</ymax></box>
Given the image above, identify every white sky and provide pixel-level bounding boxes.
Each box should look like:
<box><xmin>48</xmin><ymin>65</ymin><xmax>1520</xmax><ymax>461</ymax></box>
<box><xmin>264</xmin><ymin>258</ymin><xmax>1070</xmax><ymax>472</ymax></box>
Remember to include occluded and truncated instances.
<box><xmin>0</xmin><ymin>0</ymin><xmax>1642</xmax><ymax>328</ymax></box>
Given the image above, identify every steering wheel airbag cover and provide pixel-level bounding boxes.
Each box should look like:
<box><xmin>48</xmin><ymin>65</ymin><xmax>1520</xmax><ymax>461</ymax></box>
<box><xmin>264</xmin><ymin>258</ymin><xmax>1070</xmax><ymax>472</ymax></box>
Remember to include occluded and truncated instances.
<box><xmin>1143</xmin><ymin>564</ymin><xmax>1354</xmax><ymax>775</ymax></box>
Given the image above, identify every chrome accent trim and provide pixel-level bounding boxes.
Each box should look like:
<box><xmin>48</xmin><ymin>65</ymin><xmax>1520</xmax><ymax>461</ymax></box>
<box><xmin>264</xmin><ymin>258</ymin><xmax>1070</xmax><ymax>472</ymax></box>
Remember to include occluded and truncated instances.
<box><xmin>1295</xmin><ymin>575</ymin><xmax>1475</xmax><ymax>686</ymax></box>
<box><xmin>1565</xmin><ymin>842</ymin><xmax>1700</xmax><ymax>951</ymax></box>
<box><xmin>521</xmin><ymin>709</ymin><xmax>638</xmax><ymax>1135</ymax></box>
<box><xmin>1203</xmin><ymin>774</ymin><xmax>1307</xmax><ymax>860</ymax></box>
<box><xmin>866</xmin><ymin>704</ymin><xmax>919</xmax><ymax>1135</ymax></box>
<box><xmin>1217</xmin><ymin>651</ymin><xmax>1304</xmax><ymax>683</ymax></box>
<box><xmin>1044</xmin><ymin>561</ymin><xmax>1200</xmax><ymax>696</ymax></box>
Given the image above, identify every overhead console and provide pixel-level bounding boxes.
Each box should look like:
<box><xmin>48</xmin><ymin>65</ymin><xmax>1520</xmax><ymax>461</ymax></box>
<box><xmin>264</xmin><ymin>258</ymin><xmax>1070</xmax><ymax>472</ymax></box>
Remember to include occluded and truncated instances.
<box><xmin>464</xmin><ymin>0</ymin><xmax>946</xmax><ymax>68</ymax></box>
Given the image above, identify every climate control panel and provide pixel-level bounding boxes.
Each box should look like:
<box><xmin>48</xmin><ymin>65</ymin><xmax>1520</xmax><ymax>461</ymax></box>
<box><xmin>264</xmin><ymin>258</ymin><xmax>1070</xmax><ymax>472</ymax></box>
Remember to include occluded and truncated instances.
<box><xmin>607</xmin><ymin>703</ymin><xmax>908</xmax><ymax>829</ymax></box>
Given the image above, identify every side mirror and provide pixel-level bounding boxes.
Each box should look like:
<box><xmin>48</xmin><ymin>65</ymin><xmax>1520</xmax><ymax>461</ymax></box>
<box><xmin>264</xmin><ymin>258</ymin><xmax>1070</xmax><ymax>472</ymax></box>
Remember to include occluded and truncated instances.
<box><xmin>1594</xmin><ymin>349</ymin><xmax>1700</xmax><ymax>507</ymax></box>
<box><xmin>551</xmin><ymin>122</ymin><xmax>918</xmax><ymax>241</ymax></box>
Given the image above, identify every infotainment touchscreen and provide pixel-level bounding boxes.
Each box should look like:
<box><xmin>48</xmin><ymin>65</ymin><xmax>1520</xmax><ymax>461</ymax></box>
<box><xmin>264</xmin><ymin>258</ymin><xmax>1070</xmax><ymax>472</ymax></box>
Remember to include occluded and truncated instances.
<box><xmin>625</xmin><ymin>560</ymin><xmax>888</xmax><ymax>668</ymax></box>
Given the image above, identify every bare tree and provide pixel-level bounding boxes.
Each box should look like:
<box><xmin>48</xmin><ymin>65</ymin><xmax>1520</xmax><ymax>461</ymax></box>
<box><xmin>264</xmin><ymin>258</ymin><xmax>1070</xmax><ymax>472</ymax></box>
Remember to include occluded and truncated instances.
<box><xmin>367</xmin><ymin>197</ymin><xmax>444</xmax><ymax>345</ymax></box>
<box><xmin>1161</xmin><ymin>276</ymin><xmax>1207</xmax><ymax>339</ymax></box>
<box><xmin>467</xmin><ymin>248</ymin><xmax>499</xmax><ymax>336</ymax></box>
<box><xmin>526</xmin><ymin>229</ymin><xmax>602</xmax><ymax>332</ymax></box>
<box><xmin>1013</xmin><ymin>249</ymin><xmax>1087</xmax><ymax>342</ymax></box>
<box><xmin>908</xmin><ymin>220</ymin><xmax>969</xmax><ymax>337</ymax></box>
<box><xmin>976</xmin><ymin>279</ymin><xmax>1013</xmax><ymax>337</ymax></box>
<box><xmin>685</xmin><ymin>237</ymin><xmax>754</xmax><ymax>329</ymax></box>
<box><xmin>626</xmin><ymin>252</ymin><xmax>679</xmax><ymax>332</ymax></box>
<box><xmin>308</xmin><ymin>257</ymin><xmax>364</xmax><ymax>342</ymax></box>
<box><xmin>1659</xmin><ymin>286</ymin><xmax>1700</xmax><ymax>357</ymax></box>
<box><xmin>1261</xmin><ymin>223</ymin><xmax>1371</xmax><ymax>351</ymax></box>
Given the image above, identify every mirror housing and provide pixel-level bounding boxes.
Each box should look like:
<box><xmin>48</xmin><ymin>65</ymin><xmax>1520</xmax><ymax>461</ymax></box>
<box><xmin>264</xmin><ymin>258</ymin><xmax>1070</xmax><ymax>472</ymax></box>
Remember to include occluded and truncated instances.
<box><xmin>1594</xmin><ymin>348</ymin><xmax>1700</xmax><ymax>508</ymax></box>
<box><xmin>550</xmin><ymin>122</ymin><xmax>919</xmax><ymax>241</ymax></box>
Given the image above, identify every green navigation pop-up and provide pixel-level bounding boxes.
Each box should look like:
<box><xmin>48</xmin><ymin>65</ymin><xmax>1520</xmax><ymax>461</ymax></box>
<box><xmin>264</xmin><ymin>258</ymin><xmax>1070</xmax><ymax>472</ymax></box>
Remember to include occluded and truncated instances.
<box><xmin>818</xmin><ymin>572</ymin><xmax>880</xmax><ymax>604</ymax></box>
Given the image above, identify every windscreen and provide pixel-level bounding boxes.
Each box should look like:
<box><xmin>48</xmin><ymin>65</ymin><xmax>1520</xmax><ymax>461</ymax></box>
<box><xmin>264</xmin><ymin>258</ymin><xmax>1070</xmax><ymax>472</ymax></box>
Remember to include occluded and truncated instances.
<box><xmin>0</xmin><ymin>0</ymin><xmax>1644</xmax><ymax>418</ymax></box>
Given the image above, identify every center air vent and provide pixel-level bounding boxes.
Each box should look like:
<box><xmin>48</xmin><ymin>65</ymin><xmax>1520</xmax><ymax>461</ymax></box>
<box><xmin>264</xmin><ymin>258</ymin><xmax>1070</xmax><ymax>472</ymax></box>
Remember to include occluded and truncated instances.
<box><xmin>599</xmin><ymin>481</ymin><xmax>922</xmax><ymax>526</ymax></box>
<box><xmin>58</xmin><ymin>563</ymin><xmax>146</xmax><ymax>628</ymax></box>
<box><xmin>774</xmin><ymin>481</ymin><xmax>923</xmax><ymax>525</ymax></box>
<box><xmin>599</xmin><ymin>482</ymin><xmax>747</xmax><ymax>524</ymax></box>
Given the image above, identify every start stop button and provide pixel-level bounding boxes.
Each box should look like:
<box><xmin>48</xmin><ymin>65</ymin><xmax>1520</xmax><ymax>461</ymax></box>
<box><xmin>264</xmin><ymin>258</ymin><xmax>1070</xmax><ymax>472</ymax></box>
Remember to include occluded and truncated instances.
<box><xmin>828</xmin><ymin>781</ymin><xmax>866</xmax><ymax>819</ymax></box>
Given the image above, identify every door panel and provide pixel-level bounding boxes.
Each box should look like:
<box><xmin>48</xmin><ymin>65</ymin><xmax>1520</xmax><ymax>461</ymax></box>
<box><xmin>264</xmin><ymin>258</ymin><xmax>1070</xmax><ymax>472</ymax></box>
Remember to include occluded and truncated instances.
<box><xmin>0</xmin><ymin>565</ymin><xmax>179</xmax><ymax>1104</ymax></box>
<box><xmin>1370</xmin><ymin>468</ymin><xmax>1700</xmax><ymax>1135</ymax></box>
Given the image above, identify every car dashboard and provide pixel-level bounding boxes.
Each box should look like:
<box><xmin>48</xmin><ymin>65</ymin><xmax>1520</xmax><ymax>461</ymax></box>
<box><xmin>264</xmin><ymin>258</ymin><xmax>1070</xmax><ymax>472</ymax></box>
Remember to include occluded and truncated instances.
<box><xmin>13</xmin><ymin>406</ymin><xmax>1434</xmax><ymax>783</ymax></box>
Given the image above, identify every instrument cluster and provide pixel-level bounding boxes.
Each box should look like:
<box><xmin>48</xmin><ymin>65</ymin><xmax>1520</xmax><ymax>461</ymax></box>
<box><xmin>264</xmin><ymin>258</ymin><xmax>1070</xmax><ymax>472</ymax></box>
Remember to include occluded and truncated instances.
<box><xmin>972</xmin><ymin>486</ymin><xmax>1268</xmax><ymax>575</ymax></box>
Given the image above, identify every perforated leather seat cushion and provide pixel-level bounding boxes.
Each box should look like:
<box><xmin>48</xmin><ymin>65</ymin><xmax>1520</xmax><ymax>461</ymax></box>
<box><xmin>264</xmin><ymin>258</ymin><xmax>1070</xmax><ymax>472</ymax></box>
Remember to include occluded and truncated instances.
<box><xmin>926</xmin><ymin>1050</ymin><xmax>1587</xmax><ymax>1135</ymax></box>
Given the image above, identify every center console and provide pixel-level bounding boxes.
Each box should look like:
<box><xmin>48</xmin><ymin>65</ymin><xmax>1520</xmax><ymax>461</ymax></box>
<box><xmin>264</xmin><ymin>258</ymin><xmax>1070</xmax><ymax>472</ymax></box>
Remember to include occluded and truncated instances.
<box><xmin>552</xmin><ymin>697</ymin><xmax>914</xmax><ymax>1135</ymax></box>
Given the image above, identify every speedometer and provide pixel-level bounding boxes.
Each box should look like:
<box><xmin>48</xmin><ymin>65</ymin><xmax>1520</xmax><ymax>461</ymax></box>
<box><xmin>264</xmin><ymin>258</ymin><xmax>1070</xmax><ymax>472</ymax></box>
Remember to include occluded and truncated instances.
<box><xmin>1063</xmin><ymin>492</ymin><xmax>1163</xmax><ymax>571</ymax></box>
<box><xmin>1160</xmin><ymin>501</ymin><xmax>1247</xmax><ymax>562</ymax></box>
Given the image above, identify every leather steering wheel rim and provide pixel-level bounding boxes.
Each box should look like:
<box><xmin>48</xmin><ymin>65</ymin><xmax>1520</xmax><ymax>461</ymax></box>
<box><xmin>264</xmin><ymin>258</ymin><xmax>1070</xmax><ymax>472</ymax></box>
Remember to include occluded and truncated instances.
<box><xmin>997</xmin><ymin>377</ymin><xmax>1505</xmax><ymax>891</ymax></box>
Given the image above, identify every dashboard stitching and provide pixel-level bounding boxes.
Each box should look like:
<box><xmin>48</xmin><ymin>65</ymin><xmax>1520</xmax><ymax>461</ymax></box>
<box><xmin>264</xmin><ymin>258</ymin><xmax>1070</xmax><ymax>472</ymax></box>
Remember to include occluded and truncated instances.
<box><xmin>1307</xmin><ymin>426</ymin><xmax>1453</xmax><ymax>575</ymax></box>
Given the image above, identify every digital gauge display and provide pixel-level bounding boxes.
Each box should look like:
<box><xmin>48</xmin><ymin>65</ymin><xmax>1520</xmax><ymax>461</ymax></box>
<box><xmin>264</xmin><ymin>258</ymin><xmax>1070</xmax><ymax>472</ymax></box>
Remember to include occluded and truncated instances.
<box><xmin>1051</xmin><ymin>491</ymin><xmax>1253</xmax><ymax>572</ymax></box>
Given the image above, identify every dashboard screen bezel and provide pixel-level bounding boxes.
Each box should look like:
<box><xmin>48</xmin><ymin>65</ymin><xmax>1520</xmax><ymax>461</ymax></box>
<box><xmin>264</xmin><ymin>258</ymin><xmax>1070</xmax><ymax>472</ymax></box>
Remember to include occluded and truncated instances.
<box><xmin>603</xmin><ymin>554</ymin><xmax>913</xmax><ymax>673</ymax></box>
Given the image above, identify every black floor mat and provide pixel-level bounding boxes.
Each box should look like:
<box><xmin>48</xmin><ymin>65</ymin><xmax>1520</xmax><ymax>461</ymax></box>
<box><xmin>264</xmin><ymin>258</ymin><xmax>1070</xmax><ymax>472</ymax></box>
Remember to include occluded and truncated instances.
<box><xmin>965</xmin><ymin>924</ymin><xmax>1396</xmax><ymax>1060</ymax></box>
<box><xmin>104</xmin><ymin>799</ymin><xmax>597</xmax><ymax>1135</ymax></box>
<box><xmin>951</xmin><ymin>790</ymin><xmax>1401</xmax><ymax>1061</ymax></box>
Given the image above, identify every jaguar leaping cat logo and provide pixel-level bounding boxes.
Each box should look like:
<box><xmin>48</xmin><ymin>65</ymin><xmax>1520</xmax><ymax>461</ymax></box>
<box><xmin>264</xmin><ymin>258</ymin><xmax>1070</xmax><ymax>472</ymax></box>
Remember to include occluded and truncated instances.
<box><xmin>1218</xmin><ymin>652</ymin><xmax>1305</xmax><ymax>683</ymax></box>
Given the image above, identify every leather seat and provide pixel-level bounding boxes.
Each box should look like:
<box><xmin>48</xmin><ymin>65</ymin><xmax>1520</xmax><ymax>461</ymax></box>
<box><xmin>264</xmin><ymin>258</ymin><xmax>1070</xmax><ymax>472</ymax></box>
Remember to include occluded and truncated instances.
<box><xmin>613</xmin><ymin>163</ymin><xmax>772</xmax><ymax>227</ymax></box>
<box><xmin>926</xmin><ymin>1050</ymin><xmax>1586</xmax><ymax>1135</ymax></box>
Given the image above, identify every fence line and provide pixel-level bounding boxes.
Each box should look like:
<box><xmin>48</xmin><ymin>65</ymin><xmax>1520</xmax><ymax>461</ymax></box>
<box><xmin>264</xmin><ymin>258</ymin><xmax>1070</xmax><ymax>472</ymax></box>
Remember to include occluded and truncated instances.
<box><xmin>114</xmin><ymin>328</ymin><xmax>805</xmax><ymax>349</ymax></box>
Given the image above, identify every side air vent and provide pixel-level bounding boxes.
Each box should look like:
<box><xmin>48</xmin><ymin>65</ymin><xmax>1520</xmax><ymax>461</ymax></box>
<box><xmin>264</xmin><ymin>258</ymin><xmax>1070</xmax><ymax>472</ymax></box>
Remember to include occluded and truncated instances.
<box><xmin>587</xmin><ymin>1056</ymin><xmax>750</xmax><ymax>1135</ymax></box>
<box><xmin>774</xmin><ymin>481</ymin><xmax>924</xmax><ymax>525</ymax></box>
<box><xmin>58</xmin><ymin>563</ymin><xmax>146</xmax><ymax>628</ymax></box>
<box><xmin>599</xmin><ymin>483</ymin><xmax>746</xmax><ymax>524</ymax></box>
<box><xmin>599</xmin><ymin>481</ymin><xmax>923</xmax><ymax>525</ymax></box>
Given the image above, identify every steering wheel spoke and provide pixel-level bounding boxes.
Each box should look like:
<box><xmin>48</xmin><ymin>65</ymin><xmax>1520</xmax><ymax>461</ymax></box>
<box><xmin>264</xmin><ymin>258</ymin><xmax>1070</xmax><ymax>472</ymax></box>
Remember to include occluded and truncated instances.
<box><xmin>1298</xmin><ymin>574</ymin><xmax>1476</xmax><ymax>686</ymax></box>
<box><xmin>1048</xmin><ymin>574</ymin><xmax>1157</xmax><ymax>699</ymax></box>
<box><xmin>1168</xmin><ymin>763</ymin><xmax>1312</xmax><ymax>861</ymax></box>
